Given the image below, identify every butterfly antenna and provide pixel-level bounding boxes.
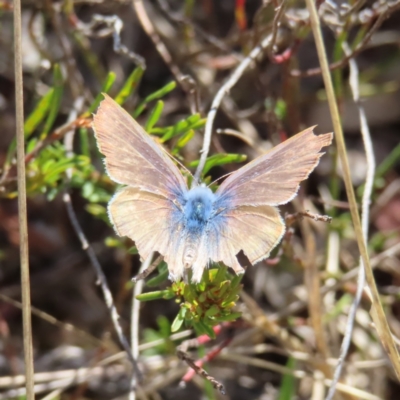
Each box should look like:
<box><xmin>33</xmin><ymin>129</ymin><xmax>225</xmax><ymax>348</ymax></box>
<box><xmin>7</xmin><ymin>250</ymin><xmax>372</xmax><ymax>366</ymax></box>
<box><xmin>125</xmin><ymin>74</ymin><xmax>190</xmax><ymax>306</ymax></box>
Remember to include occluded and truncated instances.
<box><xmin>208</xmin><ymin>171</ymin><xmax>234</xmax><ymax>187</ymax></box>
<box><xmin>163</xmin><ymin>147</ymin><xmax>195</xmax><ymax>180</ymax></box>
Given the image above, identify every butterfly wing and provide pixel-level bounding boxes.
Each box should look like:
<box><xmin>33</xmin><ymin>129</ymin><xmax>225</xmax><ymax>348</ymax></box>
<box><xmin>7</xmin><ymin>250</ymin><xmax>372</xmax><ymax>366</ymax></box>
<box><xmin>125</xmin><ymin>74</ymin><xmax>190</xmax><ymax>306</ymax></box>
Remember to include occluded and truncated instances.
<box><xmin>216</xmin><ymin>127</ymin><xmax>333</xmax><ymax>206</ymax></box>
<box><xmin>93</xmin><ymin>94</ymin><xmax>187</xmax><ymax>197</ymax></box>
<box><xmin>93</xmin><ymin>95</ymin><xmax>190</xmax><ymax>276</ymax></box>
<box><xmin>109</xmin><ymin>187</ymin><xmax>188</xmax><ymax>279</ymax></box>
<box><xmin>190</xmin><ymin>205</ymin><xmax>284</xmax><ymax>281</ymax></box>
<box><xmin>199</xmin><ymin>127</ymin><xmax>332</xmax><ymax>277</ymax></box>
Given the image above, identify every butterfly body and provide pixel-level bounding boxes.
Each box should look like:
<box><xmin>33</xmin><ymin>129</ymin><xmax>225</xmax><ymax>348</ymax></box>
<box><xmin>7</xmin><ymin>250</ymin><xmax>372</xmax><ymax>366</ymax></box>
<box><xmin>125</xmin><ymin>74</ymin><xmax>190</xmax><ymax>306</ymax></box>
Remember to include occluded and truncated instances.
<box><xmin>93</xmin><ymin>95</ymin><xmax>333</xmax><ymax>283</ymax></box>
<box><xmin>171</xmin><ymin>185</ymin><xmax>228</xmax><ymax>276</ymax></box>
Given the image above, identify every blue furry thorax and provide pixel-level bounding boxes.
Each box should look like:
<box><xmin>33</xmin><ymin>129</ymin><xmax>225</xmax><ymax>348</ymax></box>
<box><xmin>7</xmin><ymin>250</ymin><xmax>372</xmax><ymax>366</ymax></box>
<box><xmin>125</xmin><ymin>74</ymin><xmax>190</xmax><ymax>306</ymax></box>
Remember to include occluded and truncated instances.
<box><xmin>170</xmin><ymin>185</ymin><xmax>228</xmax><ymax>236</ymax></box>
<box><xmin>183</xmin><ymin>186</ymin><xmax>216</xmax><ymax>231</ymax></box>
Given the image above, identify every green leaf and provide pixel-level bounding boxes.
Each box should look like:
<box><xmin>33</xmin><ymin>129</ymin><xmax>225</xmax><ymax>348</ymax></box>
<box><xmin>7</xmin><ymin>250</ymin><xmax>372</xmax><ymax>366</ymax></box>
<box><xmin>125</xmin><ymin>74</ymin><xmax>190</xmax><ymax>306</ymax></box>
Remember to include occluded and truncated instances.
<box><xmin>24</xmin><ymin>88</ymin><xmax>54</xmax><ymax>137</ymax></box>
<box><xmin>136</xmin><ymin>289</ymin><xmax>175</xmax><ymax>302</ymax></box>
<box><xmin>79</xmin><ymin>128</ymin><xmax>90</xmax><ymax>157</ymax></box>
<box><xmin>193</xmin><ymin>320</ymin><xmax>215</xmax><ymax>338</ymax></box>
<box><xmin>85</xmin><ymin>203</ymin><xmax>107</xmax><ymax>218</ymax></box>
<box><xmin>213</xmin><ymin>312</ymin><xmax>242</xmax><ymax>322</ymax></box>
<box><xmin>86</xmin><ymin>72</ymin><xmax>117</xmax><ymax>115</ymax></box>
<box><xmin>376</xmin><ymin>141</ymin><xmax>400</xmax><ymax>179</ymax></box>
<box><xmin>144</xmin><ymin>81</ymin><xmax>176</xmax><ymax>103</ymax></box>
<box><xmin>104</xmin><ymin>236</ymin><xmax>124</xmax><ymax>248</ymax></box>
<box><xmin>41</xmin><ymin>63</ymin><xmax>64</xmax><ymax>137</ymax></box>
<box><xmin>134</xmin><ymin>81</ymin><xmax>176</xmax><ymax>117</ymax></box>
<box><xmin>128</xmin><ymin>246</ymin><xmax>139</xmax><ymax>254</ymax></box>
<box><xmin>174</xmin><ymin>130</ymin><xmax>194</xmax><ymax>151</ymax></box>
<box><xmin>145</xmin><ymin>100</ymin><xmax>164</xmax><ymax>131</ymax></box>
<box><xmin>115</xmin><ymin>67</ymin><xmax>144</xmax><ymax>105</ymax></box>
<box><xmin>274</xmin><ymin>98</ymin><xmax>287</xmax><ymax>120</ymax></box>
<box><xmin>205</xmin><ymin>305</ymin><xmax>220</xmax><ymax>318</ymax></box>
<box><xmin>278</xmin><ymin>357</ymin><xmax>296</xmax><ymax>400</ymax></box>
<box><xmin>171</xmin><ymin>307</ymin><xmax>187</xmax><ymax>332</ymax></box>
<box><xmin>146</xmin><ymin>263</ymin><xmax>169</xmax><ymax>287</ymax></box>
<box><xmin>189</xmin><ymin>153</ymin><xmax>247</xmax><ymax>175</ymax></box>
<box><xmin>161</xmin><ymin>114</ymin><xmax>205</xmax><ymax>142</ymax></box>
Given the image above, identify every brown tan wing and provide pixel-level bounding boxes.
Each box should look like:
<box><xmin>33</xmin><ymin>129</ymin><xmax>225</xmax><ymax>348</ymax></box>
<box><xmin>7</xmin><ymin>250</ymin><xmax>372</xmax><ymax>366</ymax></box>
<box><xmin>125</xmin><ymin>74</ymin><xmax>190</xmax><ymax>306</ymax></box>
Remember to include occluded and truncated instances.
<box><xmin>216</xmin><ymin>127</ymin><xmax>332</xmax><ymax>206</ymax></box>
<box><xmin>108</xmin><ymin>187</ymin><xmax>187</xmax><ymax>280</ymax></box>
<box><xmin>187</xmin><ymin>205</ymin><xmax>285</xmax><ymax>282</ymax></box>
<box><xmin>93</xmin><ymin>94</ymin><xmax>187</xmax><ymax>197</ymax></box>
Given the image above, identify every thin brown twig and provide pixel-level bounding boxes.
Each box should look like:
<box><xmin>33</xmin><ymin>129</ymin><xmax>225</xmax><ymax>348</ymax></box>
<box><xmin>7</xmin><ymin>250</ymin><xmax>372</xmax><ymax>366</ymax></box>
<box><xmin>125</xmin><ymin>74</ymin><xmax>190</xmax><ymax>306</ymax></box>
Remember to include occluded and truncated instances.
<box><xmin>291</xmin><ymin>4</ymin><xmax>390</xmax><ymax>77</ymax></box>
<box><xmin>13</xmin><ymin>0</ymin><xmax>35</xmax><ymax>398</ymax></box>
<box><xmin>132</xmin><ymin>255</ymin><xmax>163</xmax><ymax>282</ymax></box>
<box><xmin>155</xmin><ymin>0</ymin><xmax>239</xmax><ymax>57</ymax></box>
<box><xmin>131</xmin><ymin>0</ymin><xmax>191</xmax><ymax>93</ymax></box>
<box><xmin>285</xmin><ymin>210</ymin><xmax>332</xmax><ymax>225</ymax></box>
<box><xmin>176</xmin><ymin>347</ymin><xmax>226</xmax><ymax>394</ymax></box>
<box><xmin>0</xmin><ymin>293</ymin><xmax>104</xmax><ymax>348</ymax></box>
<box><xmin>130</xmin><ymin>254</ymin><xmax>155</xmax><ymax>400</ymax></box>
<box><xmin>220</xmin><ymin>353</ymin><xmax>383</xmax><ymax>400</ymax></box>
<box><xmin>295</xmin><ymin>199</ymin><xmax>332</xmax><ymax>374</ymax></box>
<box><xmin>75</xmin><ymin>14</ymin><xmax>146</xmax><ymax>68</ymax></box>
<box><xmin>269</xmin><ymin>1</ymin><xmax>286</xmax><ymax>55</ymax></box>
<box><xmin>272</xmin><ymin>241</ymin><xmax>400</xmax><ymax>321</ymax></box>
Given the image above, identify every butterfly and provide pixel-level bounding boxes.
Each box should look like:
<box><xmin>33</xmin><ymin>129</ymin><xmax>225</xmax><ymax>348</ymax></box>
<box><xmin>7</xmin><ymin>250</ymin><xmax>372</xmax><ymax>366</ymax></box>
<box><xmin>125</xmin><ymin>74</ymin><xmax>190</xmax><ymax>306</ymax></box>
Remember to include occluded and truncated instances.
<box><xmin>93</xmin><ymin>94</ymin><xmax>333</xmax><ymax>283</ymax></box>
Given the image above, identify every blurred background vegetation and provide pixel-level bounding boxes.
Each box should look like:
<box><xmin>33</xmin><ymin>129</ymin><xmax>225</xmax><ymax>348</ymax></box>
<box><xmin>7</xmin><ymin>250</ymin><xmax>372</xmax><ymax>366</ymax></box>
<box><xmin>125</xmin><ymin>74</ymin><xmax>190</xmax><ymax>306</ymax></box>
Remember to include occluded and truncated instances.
<box><xmin>1</xmin><ymin>0</ymin><xmax>400</xmax><ymax>399</ymax></box>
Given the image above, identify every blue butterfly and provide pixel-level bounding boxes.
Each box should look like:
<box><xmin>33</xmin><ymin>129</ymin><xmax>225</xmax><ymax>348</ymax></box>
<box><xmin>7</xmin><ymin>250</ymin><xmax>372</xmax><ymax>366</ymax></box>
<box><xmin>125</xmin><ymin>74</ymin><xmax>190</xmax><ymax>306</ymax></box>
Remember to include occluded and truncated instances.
<box><xmin>93</xmin><ymin>94</ymin><xmax>332</xmax><ymax>282</ymax></box>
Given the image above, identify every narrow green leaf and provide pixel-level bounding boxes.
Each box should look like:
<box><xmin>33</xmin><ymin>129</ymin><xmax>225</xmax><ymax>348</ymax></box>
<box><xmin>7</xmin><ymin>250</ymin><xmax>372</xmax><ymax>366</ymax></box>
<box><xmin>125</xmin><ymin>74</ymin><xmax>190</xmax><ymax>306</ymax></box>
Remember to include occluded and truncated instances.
<box><xmin>189</xmin><ymin>153</ymin><xmax>247</xmax><ymax>175</ymax></box>
<box><xmin>194</xmin><ymin>320</ymin><xmax>215</xmax><ymax>338</ymax></box>
<box><xmin>136</xmin><ymin>290</ymin><xmax>174</xmax><ymax>301</ymax></box>
<box><xmin>213</xmin><ymin>312</ymin><xmax>242</xmax><ymax>322</ymax></box>
<box><xmin>146</xmin><ymin>263</ymin><xmax>169</xmax><ymax>287</ymax></box>
<box><xmin>24</xmin><ymin>88</ymin><xmax>54</xmax><ymax>137</ymax></box>
<box><xmin>205</xmin><ymin>305</ymin><xmax>220</xmax><ymax>318</ymax></box>
<box><xmin>144</xmin><ymin>81</ymin><xmax>176</xmax><ymax>103</ymax></box>
<box><xmin>134</xmin><ymin>81</ymin><xmax>176</xmax><ymax>118</ymax></box>
<box><xmin>376</xmin><ymin>141</ymin><xmax>400</xmax><ymax>179</ymax></box>
<box><xmin>161</xmin><ymin>114</ymin><xmax>205</xmax><ymax>142</ymax></box>
<box><xmin>41</xmin><ymin>64</ymin><xmax>64</xmax><ymax>137</ymax></box>
<box><xmin>128</xmin><ymin>246</ymin><xmax>139</xmax><ymax>254</ymax></box>
<box><xmin>145</xmin><ymin>100</ymin><xmax>164</xmax><ymax>131</ymax></box>
<box><xmin>79</xmin><ymin>128</ymin><xmax>90</xmax><ymax>157</ymax></box>
<box><xmin>278</xmin><ymin>357</ymin><xmax>296</xmax><ymax>400</ymax></box>
<box><xmin>86</xmin><ymin>71</ymin><xmax>117</xmax><ymax>115</ymax></box>
<box><xmin>115</xmin><ymin>67</ymin><xmax>144</xmax><ymax>105</ymax></box>
<box><xmin>174</xmin><ymin>130</ymin><xmax>194</xmax><ymax>151</ymax></box>
<box><xmin>171</xmin><ymin>307</ymin><xmax>187</xmax><ymax>332</ymax></box>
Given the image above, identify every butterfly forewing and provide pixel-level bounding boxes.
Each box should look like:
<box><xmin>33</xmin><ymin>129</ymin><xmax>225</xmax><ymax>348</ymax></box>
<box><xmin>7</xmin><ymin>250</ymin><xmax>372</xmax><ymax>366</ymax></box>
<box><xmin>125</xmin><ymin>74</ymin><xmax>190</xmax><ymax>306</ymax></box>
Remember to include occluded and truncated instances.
<box><xmin>93</xmin><ymin>94</ymin><xmax>187</xmax><ymax>197</ymax></box>
<box><xmin>216</xmin><ymin>127</ymin><xmax>333</xmax><ymax>207</ymax></box>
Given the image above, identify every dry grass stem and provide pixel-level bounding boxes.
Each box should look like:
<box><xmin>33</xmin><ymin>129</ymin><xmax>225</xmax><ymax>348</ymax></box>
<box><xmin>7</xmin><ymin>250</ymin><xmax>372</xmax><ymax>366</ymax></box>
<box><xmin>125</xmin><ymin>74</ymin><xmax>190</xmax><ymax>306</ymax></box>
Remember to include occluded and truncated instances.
<box><xmin>13</xmin><ymin>0</ymin><xmax>35</xmax><ymax>398</ymax></box>
<box><xmin>306</xmin><ymin>0</ymin><xmax>400</xmax><ymax>383</ymax></box>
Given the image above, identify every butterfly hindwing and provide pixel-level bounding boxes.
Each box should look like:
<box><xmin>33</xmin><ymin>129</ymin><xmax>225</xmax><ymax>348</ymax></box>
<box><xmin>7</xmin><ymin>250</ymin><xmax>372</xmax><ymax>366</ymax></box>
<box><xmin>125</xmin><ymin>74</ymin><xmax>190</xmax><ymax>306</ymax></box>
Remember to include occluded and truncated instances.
<box><xmin>198</xmin><ymin>205</ymin><xmax>284</xmax><ymax>281</ymax></box>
